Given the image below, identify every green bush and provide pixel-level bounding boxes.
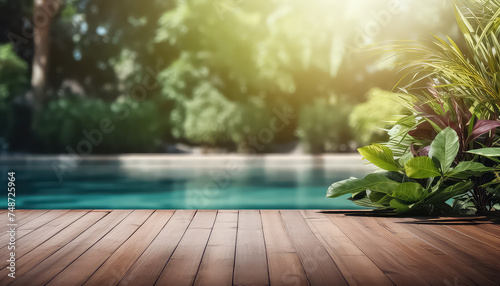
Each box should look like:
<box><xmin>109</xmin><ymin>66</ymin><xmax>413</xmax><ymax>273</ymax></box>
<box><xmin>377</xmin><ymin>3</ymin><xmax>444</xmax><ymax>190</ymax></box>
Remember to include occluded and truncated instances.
<box><xmin>0</xmin><ymin>43</ymin><xmax>28</xmax><ymax>138</ymax></box>
<box><xmin>349</xmin><ymin>88</ymin><xmax>406</xmax><ymax>146</ymax></box>
<box><xmin>35</xmin><ymin>96</ymin><xmax>161</xmax><ymax>153</ymax></box>
<box><xmin>160</xmin><ymin>53</ymin><xmax>273</xmax><ymax>149</ymax></box>
<box><xmin>328</xmin><ymin>128</ymin><xmax>498</xmax><ymax>215</ymax></box>
<box><xmin>296</xmin><ymin>97</ymin><xmax>352</xmax><ymax>153</ymax></box>
<box><xmin>327</xmin><ymin>0</ymin><xmax>500</xmax><ymax>215</ymax></box>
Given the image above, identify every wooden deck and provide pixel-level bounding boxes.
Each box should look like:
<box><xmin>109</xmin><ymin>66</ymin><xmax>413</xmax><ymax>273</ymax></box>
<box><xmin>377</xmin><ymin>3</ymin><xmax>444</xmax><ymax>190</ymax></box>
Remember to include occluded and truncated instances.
<box><xmin>1</xmin><ymin>210</ymin><xmax>499</xmax><ymax>286</ymax></box>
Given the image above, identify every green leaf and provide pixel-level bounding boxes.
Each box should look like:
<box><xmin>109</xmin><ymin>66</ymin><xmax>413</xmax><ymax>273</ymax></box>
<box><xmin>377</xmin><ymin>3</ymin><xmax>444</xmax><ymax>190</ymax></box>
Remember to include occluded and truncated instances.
<box><xmin>404</xmin><ymin>156</ymin><xmax>441</xmax><ymax>179</ymax></box>
<box><xmin>398</xmin><ymin>152</ymin><xmax>414</xmax><ymax>168</ymax></box>
<box><xmin>468</xmin><ymin>148</ymin><xmax>500</xmax><ymax>157</ymax></box>
<box><xmin>358</xmin><ymin>144</ymin><xmax>400</xmax><ymax>172</ymax></box>
<box><xmin>327</xmin><ymin>173</ymin><xmax>400</xmax><ymax>198</ymax></box>
<box><xmin>446</xmin><ymin>161</ymin><xmax>495</xmax><ymax>179</ymax></box>
<box><xmin>389</xmin><ymin>199</ymin><xmax>412</xmax><ymax>214</ymax></box>
<box><xmin>428</xmin><ymin>127</ymin><xmax>459</xmax><ymax>173</ymax></box>
<box><xmin>326</xmin><ymin>177</ymin><xmax>364</xmax><ymax>198</ymax></box>
<box><xmin>350</xmin><ymin>197</ymin><xmax>385</xmax><ymax>208</ymax></box>
<box><xmin>391</xmin><ymin>182</ymin><xmax>428</xmax><ymax>202</ymax></box>
<box><xmin>361</xmin><ymin>173</ymin><xmax>400</xmax><ymax>195</ymax></box>
<box><xmin>425</xmin><ymin>181</ymin><xmax>474</xmax><ymax>204</ymax></box>
<box><xmin>368</xmin><ymin>191</ymin><xmax>386</xmax><ymax>203</ymax></box>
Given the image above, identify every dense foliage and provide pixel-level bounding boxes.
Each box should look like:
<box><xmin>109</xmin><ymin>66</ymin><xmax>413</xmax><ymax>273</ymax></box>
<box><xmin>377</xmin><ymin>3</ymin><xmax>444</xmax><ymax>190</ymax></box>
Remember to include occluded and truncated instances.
<box><xmin>0</xmin><ymin>0</ymin><xmax>458</xmax><ymax>153</ymax></box>
<box><xmin>327</xmin><ymin>0</ymin><xmax>500</xmax><ymax>215</ymax></box>
<box><xmin>0</xmin><ymin>43</ymin><xmax>27</xmax><ymax>141</ymax></box>
<box><xmin>36</xmin><ymin>96</ymin><xmax>160</xmax><ymax>153</ymax></box>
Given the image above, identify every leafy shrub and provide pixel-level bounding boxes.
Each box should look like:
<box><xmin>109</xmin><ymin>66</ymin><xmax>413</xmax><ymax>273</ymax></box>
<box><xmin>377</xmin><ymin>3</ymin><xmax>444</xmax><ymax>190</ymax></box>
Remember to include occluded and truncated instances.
<box><xmin>328</xmin><ymin>128</ymin><xmax>498</xmax><ymax>214</ymax></box>
<box><xmin>159</xmin><ymin>53</ymin><xmax>273</xmax><ymax>149</ymax></box>
<box><xmin>349</xmin><ymin>88</ymin><xmax>406</xmax><ymax>146</ymax></box>
<box><xmin>296</xmin><ymin>97</ymin><xmax>352</xmax><ymax>153</ymax></box>
<box><xmin>0</xmin><ymin>43</ymin><xmax>28</xmax><ymax>138</ymax></box>
<box><xmin>172</xmin><ymin>82</ymin><xmax>271</xmax><ymax>148</ymax></box>
<box><xmin>35</xmin><ymin>96</ymin><xmax>161</xmax><ymax>153</ymax></box>
<box><xmin>327</xmin><ymin>0</ymin><xmax>500</xmax><ymax>215</ymax></box>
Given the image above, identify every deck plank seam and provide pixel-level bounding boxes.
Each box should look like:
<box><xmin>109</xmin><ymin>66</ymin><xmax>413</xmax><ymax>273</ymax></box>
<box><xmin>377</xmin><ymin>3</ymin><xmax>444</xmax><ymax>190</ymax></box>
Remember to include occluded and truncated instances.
<box><xmin>324</xmin><ymin>214</ymin><xmax>406</xmax><ymax>286</ymax></box>
<box><xmin>280</xmin><ymin>210</ymin><xmax>348</xmax><ymax>286</ymax></box>
<box><xmin>43</xmin><ymin>210</ymin><xmax>135</xmax><ymax>285</ymax></box>
<box><xmin>190</xmin><ymin>210</ymin><xmax>219</xmax><ymax>286</ymax></box>
<box><xmin>230</xmin><ymin>210</ymin><xmax>239</xmax><ymax>286</ymax></box>
<box><xmin>258</xmin><ymin>210</ymin><xmax>272</xmax><ymax>286</ymax></box>
<box><xmin>301</xmin><ymin>210</ymin><xmax>393</xmax><ymax>286</ymax></box>
<box><xmin>116</xmin><ymin>210</ymin><xmax>176</xmax><ymax>286</ymax></box>
<box><xmin>0</xmin><ymin>210</ymin><xmax>50</xmax><ymax>242</ymax></box>
<box><xmin>152</xmin><ymin>210</ymin><xmax>199</xmax><ymax>286</ymax></box>
<box><xmin>444</xmin><ymin>225</ymin><xmax>500</xmax><ymax>251</ymax></box>
<box><xmin>11</xmin><ymin>210</ymin><xmax>112</xmax><ymax>280</ymax></box>
<box><xmin>11</xmin><ymin>210</ymin><xmax>90</xmax><ymax>261</ymax></box>
<box><xmin>41</xmin><ymin>210</ymin><xmax>134</xmax><ymax>285</ymax></box>
<box><xmin>79</xmin><ymin>210</ymin><xmax>158</xmax><ymax>285</ymax></box>
<box><xmin>0</xmin><ymin>210</ymin><xmax>71</xmax><ymax>245</ymax></box>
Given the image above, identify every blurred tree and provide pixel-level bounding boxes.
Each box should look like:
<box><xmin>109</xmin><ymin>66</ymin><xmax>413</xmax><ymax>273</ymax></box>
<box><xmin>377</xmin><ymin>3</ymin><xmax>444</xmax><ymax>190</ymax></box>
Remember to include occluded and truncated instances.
<box><xmin>31</xmin><ymin>0</ymin><xmax>61</xmax><ymax>111</ymax></box>
<box><xmin>296</xmin><ymin>96</ymin><xmax>353</xmax><ymax>153</ymax></box>
<box><xmin>349</xmin><ymin>88</ymin><xmax>407</xmax><ymax>146</ymax></box>
<box><xmin>0</xmin><ymin>0</ymin><xmax>464</xmax><ymax>153</ymax></box>
<box><xmin>0</xmin><ymin>43</ymin><xmax>28</xmax><ymax>140</ymax></box>
<box><xmin>155</xmin><ymin>0</ymin><xmax>459</xmax><ymax>150</ymax></box>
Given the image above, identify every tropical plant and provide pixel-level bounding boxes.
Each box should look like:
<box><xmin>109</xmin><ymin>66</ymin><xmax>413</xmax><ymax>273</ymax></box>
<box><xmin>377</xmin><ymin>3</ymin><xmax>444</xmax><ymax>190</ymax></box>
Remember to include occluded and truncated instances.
<box><xmin>327</xmin><ymin>128</ymin><xmax>497</xmax><ymax>214</ymax></box>
<box><xmin>327</xmin><ymin>0</ymin><xmax>500</xmax><ymax>214</ymax></box>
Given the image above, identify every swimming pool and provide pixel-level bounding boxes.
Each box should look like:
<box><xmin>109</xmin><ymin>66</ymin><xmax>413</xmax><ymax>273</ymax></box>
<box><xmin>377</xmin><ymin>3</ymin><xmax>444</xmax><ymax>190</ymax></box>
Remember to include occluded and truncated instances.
<box><xmin>2</xmin><ymin>155</ymin><xmax>375</xmax><ymax>209</ymax></box>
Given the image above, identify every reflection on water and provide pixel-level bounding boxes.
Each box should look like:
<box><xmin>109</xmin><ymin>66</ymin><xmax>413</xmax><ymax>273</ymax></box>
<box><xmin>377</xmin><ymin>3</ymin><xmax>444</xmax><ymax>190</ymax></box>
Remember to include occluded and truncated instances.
<box><xmin>1</xmin><ymin>155</ymin><xmax>374</xmax><ymax>209</ymax></box>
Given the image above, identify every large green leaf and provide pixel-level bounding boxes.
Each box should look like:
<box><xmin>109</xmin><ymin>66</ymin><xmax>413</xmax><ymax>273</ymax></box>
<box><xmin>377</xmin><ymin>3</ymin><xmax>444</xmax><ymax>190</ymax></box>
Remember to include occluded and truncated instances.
<box><xmin>389</xmin><ymin>199</ymin><xmax>412</xmax><ymax>214</ymax></box>
<box><xmin>446</xmin><ymin>161</ymin><xmax>495</xmax><ymax>179</ymax></box>
<box><xmin>428</xmin><ymin>127</ymin><xmax>459</xmax><ymax>173</ymax></box>
<box><xmin>326</xmin><ymin>173</ymin><xmax>400</xmax><ymax>198</ymax></box>
<box><xmin>468</xmin><ymin>148</ymin><xmax>500</xmax><ymax>157</ymax></box>
<box><xmin>360</xmin><ymin>173</ymin><xmax>400</xmax><ymax>195</ymax></box>
<box><xmin>391</xmin><ymin>182</ymin><xmax>428</xmax><ymax>202</ymax></box>
<box><xmin>350</xmin><ymin>197</ymin><xmax>385</xmax><ymax>208</ymax></box>
<box><xmin>398</xmin><ymin>152</ymin><xmax>414</xmax><ymax>168</ymax></box>
<box><xmin>404</xmin><ymin>156</ymin><xmax>441</xmax><ymax>179</ymax></box>
<box><xmin>368</xmin><ymin>191</ymin><xmax>386</xmax><ymax>203</ymax></box>
<box><xmin>358</xmin><ymin>144</ymin><xmax>400</xmax><ymax>171</ymax></box>
<box><xmin>326</xmin><ymin>177</ymin><xmax>364</xmax><ymax>198</ymax></box>
<box><xmin>425</xmin><ymin>181</ymin><xmax>474</xmax><ymax>204</ymax></box>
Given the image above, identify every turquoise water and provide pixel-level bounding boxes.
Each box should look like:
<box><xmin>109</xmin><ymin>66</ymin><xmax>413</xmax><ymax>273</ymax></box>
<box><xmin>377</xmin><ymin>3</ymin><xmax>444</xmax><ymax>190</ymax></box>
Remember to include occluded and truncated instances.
<box><xmin>2</xmin><ymin>156</ymin><xmax>373</xmax><ymax>209</ymax></box>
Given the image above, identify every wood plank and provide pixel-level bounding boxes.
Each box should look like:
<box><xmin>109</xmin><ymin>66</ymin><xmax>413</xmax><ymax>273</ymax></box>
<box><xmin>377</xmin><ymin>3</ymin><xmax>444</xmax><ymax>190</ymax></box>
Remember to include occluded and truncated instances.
<box><xmin>447</xmin><ymin>223</ymin><xmax>500</xmax><ymax>251</ymax></box>
<box><xmin>0</xmin><ymin>210</ymin><xmax>87</xmax><ymax>271</ymax></box>
<box><xmin>0</xmin><ymin>210</ymin><xmax>70</xmax><ymax>247</ymax></box>
<box><xmin>399</xmin><ymin>217</ymin><xmax>500</xmax><ymax>283</ymax></box>
<box><xmin>374</xmin><ymin>216</ymin><xmax>495</xmax><ymax>286</ymax></box>
<box><xmin>280</xmin><ymin>210</ymin><xmax>347</xmax><ymax>286</ymax></box>
<box><xmin>0</xmin><ymin>210</ymin><xmax>48</xmax><ymax>235</ymax></box>
<box><xmin>233</xmin><ymin>210</ymin><xmax>269</xmax><ymax>286</ymax></box>
<box><xmin>194</xmin><ymin>210</ymin><xmax>238</xmax><ymax>286</ymax></box>
<box><xmin>11</xmin><ymin>210</ymin><xmax>131</xmax><ymax>286</ymax></box>
<box><xmin>119</xmin><ymin>210</ymin><xmax>196</xmax><ymax>286</ymax></box>
<box><xmin>302</xmin><ymin>211</ymin><xmax>393</xmax><ymax>286</ymax></box>
<box><xmin>155</xmin><ymin>210</ymin><xmax>217</xmax><ymax>286</ymax></box>
<box><xmin>84</xmin><ymin>210</ymin><xmax>174</xmax><ymax>286</ymax></box>
<box><xmin>326</xmin><ymin>213</ymin><xmax>430</xmax><ymax>285</ymax></box>
<box><xmin>261</xmin><ymin>210</ymin><xmax>309</xmax><ymax>286</ymax></box>
<box><xmin>0</xmin><ymin>211</ymin><xmax>107</xmax><ymax>285</ymax></box>
<box><xmin>476</xmin><ymin>223</ymin><xmax>500</xmax><ymax>239</ymax></box>
<box><xmin>44</xmin><ymin>210</ymin><xmax>154</xmax><ymax>286</ymax></box>
<box><xmin>5</xmin><ymin>210</ymin><xmax>499</xmax><ymax>286</ymax></box>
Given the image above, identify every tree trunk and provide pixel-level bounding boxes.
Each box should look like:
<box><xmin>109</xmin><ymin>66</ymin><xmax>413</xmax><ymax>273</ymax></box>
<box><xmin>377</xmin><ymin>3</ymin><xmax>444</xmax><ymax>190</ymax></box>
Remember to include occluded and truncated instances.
<box><xmin>31</xmin><ymin>0</ymin><xmax>60</xmax><ymax>112</ymax></box>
